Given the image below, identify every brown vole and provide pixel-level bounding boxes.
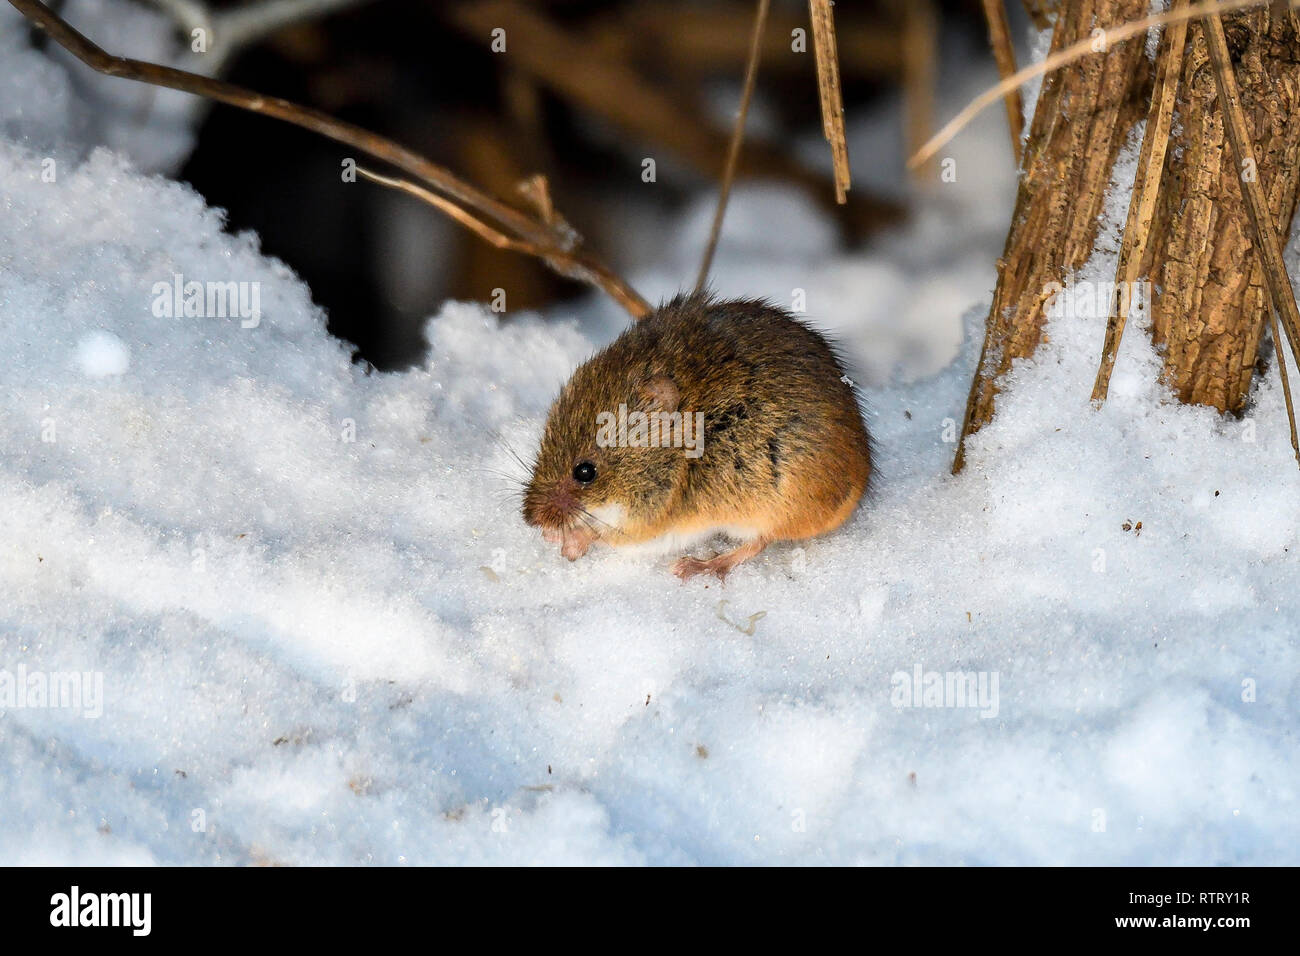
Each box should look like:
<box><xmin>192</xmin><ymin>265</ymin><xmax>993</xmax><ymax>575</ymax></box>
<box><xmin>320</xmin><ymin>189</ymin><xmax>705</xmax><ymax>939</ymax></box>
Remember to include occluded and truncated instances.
<box><xmin>522</xmin><ymin>294</ymin><xmax>872</xmax><ymax>580</ymax></box>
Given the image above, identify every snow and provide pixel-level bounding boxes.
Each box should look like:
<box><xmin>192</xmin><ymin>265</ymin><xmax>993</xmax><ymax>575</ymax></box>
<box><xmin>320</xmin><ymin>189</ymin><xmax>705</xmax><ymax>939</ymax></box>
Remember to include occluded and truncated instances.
<box><xmin>75</xmin><ymin>330</ymin><xmax>131</xmax><ymax>377</ymax></box>
<box><xmin>2</xmin><ymin>7</ymin><xmax>1298</xmax><ymax>866</ymax></box>
<box><xmin>1</xmin><ymin>0</ymin><xmax>208</xmax><ymax>174</ymax></box>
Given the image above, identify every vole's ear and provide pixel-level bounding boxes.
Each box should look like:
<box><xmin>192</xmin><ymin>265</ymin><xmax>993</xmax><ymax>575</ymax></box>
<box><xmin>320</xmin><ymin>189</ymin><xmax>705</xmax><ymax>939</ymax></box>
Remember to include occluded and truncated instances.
<box><xmin>636</xmin><ymin>374</ymin><xmax>680</xmax><ymax>414</ymax></box>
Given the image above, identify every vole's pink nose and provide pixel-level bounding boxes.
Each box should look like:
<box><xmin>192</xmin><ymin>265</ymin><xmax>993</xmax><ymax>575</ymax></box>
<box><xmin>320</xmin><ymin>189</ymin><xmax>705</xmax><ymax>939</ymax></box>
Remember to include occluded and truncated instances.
<box><xmin>525</xmin><ymin>486</ymin><xmax>578</xmax><ymax>532</ymax></box>
<box><xmin>545</xmin><ymin>487</ymin><xmax>579</xmax><ymax>518</ymax></box>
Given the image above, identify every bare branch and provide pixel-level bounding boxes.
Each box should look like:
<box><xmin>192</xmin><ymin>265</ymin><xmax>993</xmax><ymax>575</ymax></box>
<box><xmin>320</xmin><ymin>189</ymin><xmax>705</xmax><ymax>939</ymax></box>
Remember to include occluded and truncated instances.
<box><xmin>9</xmin><ymin>0</ymin><xmax>650</xmax><ymax>319</ymax></box>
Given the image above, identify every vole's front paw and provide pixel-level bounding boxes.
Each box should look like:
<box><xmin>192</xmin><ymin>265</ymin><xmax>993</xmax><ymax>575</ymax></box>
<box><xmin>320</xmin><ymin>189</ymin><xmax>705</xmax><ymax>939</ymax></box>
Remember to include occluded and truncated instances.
<box><xmin>539</xmin><ymin>525</ymin><xmax>597</xmax><ymax>561</ymax></box>
<box><xmin>559</xmin><ymin>526</ymin><xmax>597</xmax><ymax>561</ymax></box>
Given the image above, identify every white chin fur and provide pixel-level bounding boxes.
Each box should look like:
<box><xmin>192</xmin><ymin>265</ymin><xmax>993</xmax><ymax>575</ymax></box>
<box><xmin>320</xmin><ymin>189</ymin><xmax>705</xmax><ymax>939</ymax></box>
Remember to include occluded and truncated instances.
<box><xmin>584</xmin><ymin>503</ymin><xmax>628</xmax><ymax>532</ymax></box>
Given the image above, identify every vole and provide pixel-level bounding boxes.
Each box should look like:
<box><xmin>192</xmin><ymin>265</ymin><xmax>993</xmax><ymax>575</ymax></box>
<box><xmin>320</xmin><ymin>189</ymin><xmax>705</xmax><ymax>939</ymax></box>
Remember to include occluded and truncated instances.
<box><xmin>522</xmin><ymin>293</ymin><xmax>872</xmax><ymax>580</ymax></box>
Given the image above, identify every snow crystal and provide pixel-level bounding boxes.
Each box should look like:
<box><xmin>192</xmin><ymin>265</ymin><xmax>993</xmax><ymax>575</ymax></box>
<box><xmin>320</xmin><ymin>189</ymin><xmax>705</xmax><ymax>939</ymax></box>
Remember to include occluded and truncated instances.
<box><xmin>75</xmin><ymin>330</ymin><xmax>130</xmax><ymax>377</ymax></box>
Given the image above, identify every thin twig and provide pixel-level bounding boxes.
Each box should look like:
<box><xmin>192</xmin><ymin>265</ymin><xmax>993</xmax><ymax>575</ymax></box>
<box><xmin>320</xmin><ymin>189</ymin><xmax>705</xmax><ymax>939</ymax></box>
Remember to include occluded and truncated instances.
<box><xmin>358</xmin><ymin>167</ymin><xmax>553</xmax><ymax>258</ymax></box>
<box><xmin>809</xmin><ymin>0</ymin><xmax>851</xmax><ymax>203</ymax></box>
<box><xmin>908</xmin><ymin>0</ymin><xmax>1291</xmax><ymax>171</ymax></box>
<box><xmin>1203</xmin><ymin>3</ymin><xmax>1300</xmax><ymax>464</ymax></box>
<box><xmin>695</xmin><ymin>0</ymin><xmax>770</xmax><ymax>293</ymax></box>
<box><xmin>10</xmin><ymin>0</ymin><xmax>650</xmax><ymax>319</ymax></box>
<box><xmin>1265</xmin><ymin>296</ymin><xmax>1298</xmax><ymax>465</ymax></box>
<box><xmin>980</xmin><ymin>0</ymin><xmax>1024</xmax><ymax>164</ymax></box>
<box><xmin>515</xmin><ymin>174</ymin><xmax>556</xmax><ymax>226</ymax></box>
<box><xmin>1091</xmin><ymin>0</ymin><xmax>1190</xmax><ymax>404</ymax></box>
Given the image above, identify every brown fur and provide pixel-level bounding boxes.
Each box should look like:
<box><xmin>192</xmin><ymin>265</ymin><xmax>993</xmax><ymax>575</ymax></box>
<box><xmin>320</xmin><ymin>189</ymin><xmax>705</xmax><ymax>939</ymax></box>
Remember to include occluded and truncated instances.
<box><xmin>522</xmin><ymin>294</ymin><xmax>872</xmax><ymax>578</ymax></box>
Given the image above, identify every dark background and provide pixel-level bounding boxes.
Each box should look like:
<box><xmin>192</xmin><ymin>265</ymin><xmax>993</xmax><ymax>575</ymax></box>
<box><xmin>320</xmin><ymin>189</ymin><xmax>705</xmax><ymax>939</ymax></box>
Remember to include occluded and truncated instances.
<box><xmin>169</xmin><ymin>0</ymin><xmax>997</xmax><ymax>368</ymax></box>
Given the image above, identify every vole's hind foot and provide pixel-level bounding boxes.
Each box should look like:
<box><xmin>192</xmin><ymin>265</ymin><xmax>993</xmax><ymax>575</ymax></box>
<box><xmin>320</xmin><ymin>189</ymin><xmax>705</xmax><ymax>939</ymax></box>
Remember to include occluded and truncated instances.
<box><xmin>672</xmin><ymin>538</ymin><xmax>770</xmax><ymax>582</ymax></box>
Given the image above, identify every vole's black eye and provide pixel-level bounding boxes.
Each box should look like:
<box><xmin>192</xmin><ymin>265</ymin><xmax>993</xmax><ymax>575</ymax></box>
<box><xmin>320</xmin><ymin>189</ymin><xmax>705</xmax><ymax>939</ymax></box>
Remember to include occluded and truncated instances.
<box><xmin>573</xmin><ymin>461</ymin><xmax>597</xmax><ymax>485</ymax></box>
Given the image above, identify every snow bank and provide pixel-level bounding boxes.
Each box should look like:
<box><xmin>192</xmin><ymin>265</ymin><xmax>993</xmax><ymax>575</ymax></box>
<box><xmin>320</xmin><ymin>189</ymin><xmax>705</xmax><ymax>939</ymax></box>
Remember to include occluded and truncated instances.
<box><xmin>1</xmin><ymin>0</ymin><xmax>208</xmax><ymax>173</ymax></box>
<box><xmin>1</xmin><ymin>12</ymin><xmax>1297</xmax><ymax>865</ymax></box>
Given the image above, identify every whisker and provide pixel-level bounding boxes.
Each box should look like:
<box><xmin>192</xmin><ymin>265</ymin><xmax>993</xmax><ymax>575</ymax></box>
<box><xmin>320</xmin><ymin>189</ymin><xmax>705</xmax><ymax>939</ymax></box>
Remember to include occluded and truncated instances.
<box><xmin>487</xmin><ymin>429</ymin><xmax>535</xmax><ymax>477</ymax></box>
<box><xmin>472</xmin><ymin>463</ymin><xmax>527</xmax><ymax>486</ymax></box>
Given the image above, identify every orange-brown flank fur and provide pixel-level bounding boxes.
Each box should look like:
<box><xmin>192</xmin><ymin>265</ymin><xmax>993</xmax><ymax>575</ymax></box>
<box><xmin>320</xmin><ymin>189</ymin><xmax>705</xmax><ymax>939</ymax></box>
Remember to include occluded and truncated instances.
<box><xmin>522</xmin><ymin>294</ymin><xmax>872</xmax><ymax>580</ymax></box>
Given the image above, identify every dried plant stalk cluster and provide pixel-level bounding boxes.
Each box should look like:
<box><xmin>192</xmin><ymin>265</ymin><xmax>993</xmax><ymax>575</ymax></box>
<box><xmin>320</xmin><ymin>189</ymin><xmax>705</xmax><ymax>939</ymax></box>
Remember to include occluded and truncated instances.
<box><xmin>955</xmin><ymin>0</ymin><xmax>1152</xmax><ymax>473</ymax></box>
<box><xmin>955</xmin><ymin>0</ymin><xmax>1300</xmax><ymax>471</ymax></box>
